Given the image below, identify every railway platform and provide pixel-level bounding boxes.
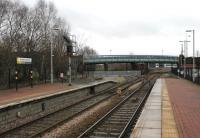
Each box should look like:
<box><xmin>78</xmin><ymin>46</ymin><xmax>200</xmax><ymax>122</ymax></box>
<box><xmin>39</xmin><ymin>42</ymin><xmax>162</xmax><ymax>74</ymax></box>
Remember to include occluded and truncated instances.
<box><xmin>131</xmin><ymin>77</ymin><xmax>200</xmax><ymax>138</ymax></box>
<box><xmin>0</xmin><ymin>79</ymin><xmax>116</xmax><ymax>134</ymax></box>
<box><xmin>0</xmin><ymin>80</ymin><xmax>112</xmax><ymax>107</ymax></box>
<box><xmin>0</xmin><ymin>83</ymin><xmax>75</xmax><ymax>106</ymax></box>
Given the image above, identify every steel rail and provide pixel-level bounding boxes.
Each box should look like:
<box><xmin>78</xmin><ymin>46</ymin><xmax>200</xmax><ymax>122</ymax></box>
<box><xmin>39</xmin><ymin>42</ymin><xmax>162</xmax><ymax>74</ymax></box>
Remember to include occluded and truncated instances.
<box><xmin>31</xmin><ymin>78</ymin><xmax>141</xmax><ymax>138</ymax></box>
<box><xmin>118</xmin><ymin>79</ymin><xmax>155</xmax><ymax>138</ymax></box>
<box><xmin>1</xmin><ymin>77</ymin><xmax>141</xmax><ymax>138</ymax></box>
<box><xmin>78</xmin><ymin>78</ymin><xmax>156</xmax><ymax>138</ymax></box>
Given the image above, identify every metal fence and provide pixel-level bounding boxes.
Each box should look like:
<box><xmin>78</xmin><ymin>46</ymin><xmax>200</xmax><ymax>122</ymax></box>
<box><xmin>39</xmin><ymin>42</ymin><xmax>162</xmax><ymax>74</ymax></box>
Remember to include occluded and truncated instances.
<box><xmin>172</xmin><ymin>67</ymin><xmax>200</xmax><ymax>84</ymax></box>
<box><xmin>88</xmin><ymin>70</ymin><xmax>141</xmax><ymax>78</ymax></box>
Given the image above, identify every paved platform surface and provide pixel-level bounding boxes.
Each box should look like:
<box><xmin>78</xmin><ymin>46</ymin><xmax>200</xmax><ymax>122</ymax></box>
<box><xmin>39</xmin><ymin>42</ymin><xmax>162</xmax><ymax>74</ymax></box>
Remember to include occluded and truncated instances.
<box><xmin>0</xmin><ymin>83</ymin><xmax>75</xmax><ymax>106</ymax></box>
<box><xmin>131</xmin><ymin>77</ymin><xmax>200</xmax><ymax>138</ymax></box>
<box><xmin>130</xmin><ymin>78</ymin><xmax>179</xmax><ymax>138</ymax></box>
<box><xmin>0</xmin><ymin>80</ymin><xmax>111</xmax><ymax>107</ymax></box>
<box><xmin>130</xmin><ymin>79</ymin><xmax>162</xmax><ymax>138</ymax></box>
<box><xmin>166</xmin><ymin>78</ymin><xmax>200</xmax><ymax>138</ymax></box>
<box><xmin>162</xmin><ymin>79</ymin><xmax>179</xmax><ymax>138</ymax></box>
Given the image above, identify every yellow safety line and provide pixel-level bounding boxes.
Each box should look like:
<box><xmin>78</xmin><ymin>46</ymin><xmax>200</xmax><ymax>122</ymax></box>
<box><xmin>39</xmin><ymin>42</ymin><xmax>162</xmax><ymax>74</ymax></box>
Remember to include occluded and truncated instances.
<box><xmin>162</xmin><ymin>79</ymin><xmax>179</xmax><ymax>138</ymax></box>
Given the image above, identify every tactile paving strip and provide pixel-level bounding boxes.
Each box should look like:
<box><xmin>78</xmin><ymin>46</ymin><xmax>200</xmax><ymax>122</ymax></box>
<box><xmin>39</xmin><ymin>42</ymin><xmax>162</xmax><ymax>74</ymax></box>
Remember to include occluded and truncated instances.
<box><xmin>162</xmin><ymin>80</ymin><xmax>179</xmax><ymax>138</ymax></box>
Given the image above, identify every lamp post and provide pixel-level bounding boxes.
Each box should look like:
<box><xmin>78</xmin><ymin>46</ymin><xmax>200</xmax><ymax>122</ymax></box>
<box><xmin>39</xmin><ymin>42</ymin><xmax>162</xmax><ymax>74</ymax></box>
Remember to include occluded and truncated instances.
<box><xmin>68</xmin><ymin>54</ymin><xmax>72</xmax><ymax>86</ymax></box>
<box><xmin>50</xmin><ymin>27</ymin><xmax>60</xmax><ymax>84</ymax></box>
<box><xmin>179</xmin><ymin>40</ymin><xmax>190</xmax><ymax>78</ymax></box>
<box><xmin>186</xmin><ymin>30</ymin><xmax>195</xmax><ymax>82</ymax></box>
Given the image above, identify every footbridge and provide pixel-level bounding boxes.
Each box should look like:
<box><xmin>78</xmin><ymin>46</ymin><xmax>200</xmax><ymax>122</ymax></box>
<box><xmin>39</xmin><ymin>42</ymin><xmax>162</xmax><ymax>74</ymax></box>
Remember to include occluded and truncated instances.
<box><xmin>84</xmin><ymin>55</ymin><xmax>178</xmax><ymax>64</ymax></box>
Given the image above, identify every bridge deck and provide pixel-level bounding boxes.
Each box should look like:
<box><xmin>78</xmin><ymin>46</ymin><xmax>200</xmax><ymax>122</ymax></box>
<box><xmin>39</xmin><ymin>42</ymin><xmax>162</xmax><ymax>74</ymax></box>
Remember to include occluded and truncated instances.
<box><xmin>84</xmin><ymin>55</ymin><xmax>178</xmax><ymax>64</ymax></box>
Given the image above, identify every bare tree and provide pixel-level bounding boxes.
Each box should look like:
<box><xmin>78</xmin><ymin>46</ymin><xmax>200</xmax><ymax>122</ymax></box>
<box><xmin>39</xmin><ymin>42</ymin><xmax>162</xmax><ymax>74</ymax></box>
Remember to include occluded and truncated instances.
<box><xmin>74</xmin><ymin>34</ymin><xmax>98</xmax><ymax>57</ymax></box>
<box><xmin>0</xmin><ymin>0</ymin><xmax>98</xmax><ymax>88</ymax></box>
<box><xmin>78</xmin><ymin>46</ymin><xmax>98</xmax><ymax>57</ymax></box>
<box><xmin>0</xmin><ymin>0</ymin><xmax>9</xmax><ymax>35</ymax></box>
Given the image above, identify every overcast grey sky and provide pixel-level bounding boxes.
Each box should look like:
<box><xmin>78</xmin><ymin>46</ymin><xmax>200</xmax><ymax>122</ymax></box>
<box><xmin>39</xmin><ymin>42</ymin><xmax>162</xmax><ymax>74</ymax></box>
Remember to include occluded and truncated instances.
<box><xmin>22</xmin><ymin>0</ymin><xmax>200</xmax><ymax>56</ymax></box>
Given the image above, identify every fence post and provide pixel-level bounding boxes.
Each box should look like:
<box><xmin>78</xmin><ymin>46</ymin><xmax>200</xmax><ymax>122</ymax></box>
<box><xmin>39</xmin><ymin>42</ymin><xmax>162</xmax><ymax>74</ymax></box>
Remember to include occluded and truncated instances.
<box><xmin>8</xmin><ymin>69</ymin><xmax>11</xmax><ymax>88</ymax></box>
<box><xmin>198</xmin><ymin>65</ymin><xmax>199</xmax><ymax>84</ymax></box>
<box><xmin>30</xmin><ymin>70</ymin><xmax>33</xmax><ymax>88</ymax></box>
<box><xmin>44</xmin><ymin>67</ymin><xmax>46</xmax><ymax>83</ymax></box>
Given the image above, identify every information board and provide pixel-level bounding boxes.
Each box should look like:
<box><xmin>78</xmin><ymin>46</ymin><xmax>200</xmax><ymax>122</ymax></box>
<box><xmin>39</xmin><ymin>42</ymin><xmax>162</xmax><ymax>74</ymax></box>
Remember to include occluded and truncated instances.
<box><xmin>16</xmin><ymin>57</ymin><xmax>32</xmax><ymax>64</ymax></box>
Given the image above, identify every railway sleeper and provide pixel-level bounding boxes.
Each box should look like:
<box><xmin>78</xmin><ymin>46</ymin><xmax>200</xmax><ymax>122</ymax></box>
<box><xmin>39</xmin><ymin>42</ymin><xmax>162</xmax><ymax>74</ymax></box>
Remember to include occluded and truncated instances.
<box><xmin>110</xmin><ymin>115</ymin><xmax>130</xmax><ymax>119</ymax></box>
<box><xmin>92</xmin><ymin>131</ymin><xmax>121</xmax><ymax>137</ymax></box>
<box><xmin>3</xmin><ymin>134</ymin><xmax>28</xmax><ymax>138</ymax></box>
<box><xmin>96</xmin><ymin>127</ymin><xmax>122</xmax><ymax>132</ymax></box>
<box><xmin>107</xmin><ymin>118</ymin><xmax>129</xmax><ymax>122</ymax></box>
<box><xmin>100</xmin><ymin>124</ymin><xmax>125</xmax><ymax>129</ymax></box>
<box><xmin>113</xmin><ymin>112</ymin><xmax>133</xmax><ymax>116</ymax></box>
<box><xmin>89</xmin><ymin>136</ymin><xmax>116</xmax><ymax>138</ymax></box>
<box><xmin>104</xmin><ymin>121</ymin><xmax>128</xmax><ymax>126</ymax></box>
<box><xmin>103</xmin><ymin>121</ymin><xmax>127</xmax><ymax>125</ymax></box>
<box><xmin>17</xmin><ymin>128</ymin><xmax>38</xmax><ymax>134</ymax></box>
<box><xmin>117</xmin><ymin>108</ymin><xmax>134</xmax><ymax>111</ymax></box>
<box><xmin>116</xmin><ymin>110</ymin><xmax>134</xmax><ymax>114</ymax></box>
<box><xmin>114</xmin><ymin>111</ymin><xmax>133</xmax><ymax>115</ymax></box>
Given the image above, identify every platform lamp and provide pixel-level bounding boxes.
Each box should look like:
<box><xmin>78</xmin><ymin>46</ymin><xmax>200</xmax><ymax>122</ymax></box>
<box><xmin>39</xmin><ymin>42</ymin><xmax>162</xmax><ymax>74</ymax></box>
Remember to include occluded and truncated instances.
<box><xmin>109</xmin><ymin>50</ymin><xmax>112</xmax><ymax>55</ymax></box>
<box><xmin>178</xmin><ymin>42</ymin><xmax>183</xmax><ymax>77</ymax></box>
<box><xmin>186</xmin><ymin>30</ymin><xmax>195</xmax><ymax>82</ymax></box>
<box><xmin>179</xmin><ymin>40</ymin><xmax>190</xmax><ymax>78</ymax></box>
<box><xmin>50</xmin><ymin>26</ymin><xmax>60</xmax><ymax>84</ymax></box>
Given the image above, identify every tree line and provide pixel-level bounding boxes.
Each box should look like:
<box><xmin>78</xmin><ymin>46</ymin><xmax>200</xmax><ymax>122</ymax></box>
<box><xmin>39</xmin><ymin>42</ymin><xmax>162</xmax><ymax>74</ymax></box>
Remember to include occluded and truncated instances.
<box><xmin>0</xmin><ymin>0</ymin><xmax>97</xmax><ymax>88</ymax></box>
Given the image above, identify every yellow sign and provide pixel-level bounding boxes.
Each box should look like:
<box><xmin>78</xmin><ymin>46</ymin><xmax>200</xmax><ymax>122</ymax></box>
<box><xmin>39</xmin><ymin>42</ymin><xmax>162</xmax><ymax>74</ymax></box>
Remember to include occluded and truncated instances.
<box><xmin>16</xmin><ymin>57</ymin><xmax>32</xmax><ymax>64</ymax></box>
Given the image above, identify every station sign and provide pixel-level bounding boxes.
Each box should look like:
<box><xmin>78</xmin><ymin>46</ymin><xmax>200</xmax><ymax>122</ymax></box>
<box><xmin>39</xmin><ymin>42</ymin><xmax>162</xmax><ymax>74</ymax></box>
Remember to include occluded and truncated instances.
<box><xmin>16</xmin><ymin>57</ymin><xmax>32</xmax><ymax>64</ymax></box>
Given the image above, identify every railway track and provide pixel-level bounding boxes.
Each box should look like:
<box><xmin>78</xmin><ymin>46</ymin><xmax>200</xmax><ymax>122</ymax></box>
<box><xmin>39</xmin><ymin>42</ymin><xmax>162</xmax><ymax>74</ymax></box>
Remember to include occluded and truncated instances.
<box><xmin>0</xmin><ymin>77</ymin><xmax>141</xmax><ymax>138</ymax></box>
<box><xmin>78</xmin><ymin>78</ymin><xmax>156</xmax><ymax>138</ymax></box>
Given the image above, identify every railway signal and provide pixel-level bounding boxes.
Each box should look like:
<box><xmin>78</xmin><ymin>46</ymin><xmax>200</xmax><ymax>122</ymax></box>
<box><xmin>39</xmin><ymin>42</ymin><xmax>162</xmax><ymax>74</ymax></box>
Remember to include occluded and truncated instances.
<box><xmin>63</xmin><ymin>35</ymin><xmax>75</xmax><ymax>86</ymax></box>
<box><xmin>30</xmin><ymin>70</ymin><xmax>33</xmax><ymax>88</ymax></box>
<box><xmin>15</xmin><ymin>70</ymin><xmax>18</xmax><ymax>91</ymax></box>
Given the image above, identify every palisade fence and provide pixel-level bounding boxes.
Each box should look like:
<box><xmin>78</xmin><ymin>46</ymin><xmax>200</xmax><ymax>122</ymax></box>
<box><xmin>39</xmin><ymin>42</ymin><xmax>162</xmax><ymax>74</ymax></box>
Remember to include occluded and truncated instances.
<box><xmin>171</xmin><ymin>57</ymin><xmax>200</xmax><ymax>84</ymax></box>
<box><xmin>0</xmin><ymin>63</ymin><xmax>51</xmax><ymax>89</ymax></box>
<box><xmin>0</xmin><ymin>53</ymin><xmax>83</xmax><ymax>90</ymax></box>
<box><xmin>88</xmin><ymin>71</ymin><xmax>141</xmax><ymax>77</ymax></box>
<box><xmin>172</xmin><ymin>67</ymin><xmax>200</xmax><ymax>84</ymax></box>
<box><xmin>0</xmin><ymin>66</ymin><xmax>52</xmax><ymax>90</ymax></box>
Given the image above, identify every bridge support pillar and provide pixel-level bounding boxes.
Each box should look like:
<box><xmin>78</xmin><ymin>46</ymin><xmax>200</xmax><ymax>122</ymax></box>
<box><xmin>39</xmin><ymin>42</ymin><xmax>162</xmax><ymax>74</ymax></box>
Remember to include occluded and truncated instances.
<box><xmin>86</xmin><ymin>64</ymin><xmax>96</xmax><ymax>71</ymax></box>
<box><xmin>131</xmin><ymin>63</ymin><xmax>137</xmax><ymax>70</ymax></box>
<box><xmin>138</xmin><ymin>63</ymin><xmax>148</xmax><ymax>75</ymax></box>
<box><xmin>147</xmin><ymin>62</ymin><xmax>150</xmax><ymax>70</ymax></box>
<box><xmin>93</xmin><ymin>64</ymin><xmax>96</xmax><ymax>71</ymax></box>
<box><xmin>104</xmin><ymin>63</ymin><xmax>108</xmax><ymax>71</ymax></box>
<box><xmin>126</xmin><ymin>63</ymin><xmax>128</xmax><ymax>71</ymax></box>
